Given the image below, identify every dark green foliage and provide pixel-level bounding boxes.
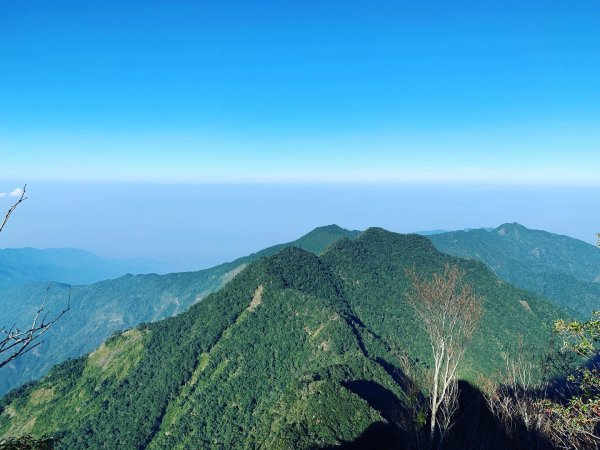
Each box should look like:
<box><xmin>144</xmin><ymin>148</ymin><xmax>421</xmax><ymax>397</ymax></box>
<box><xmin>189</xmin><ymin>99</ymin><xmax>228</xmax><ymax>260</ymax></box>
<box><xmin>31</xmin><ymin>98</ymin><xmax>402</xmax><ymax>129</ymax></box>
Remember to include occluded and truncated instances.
<box><xmin>0</xmin><ymin>435</ymin><xmax>55</xmax><ymax>450</ymax></box>
<box><xmin>547</xmin><ymin>312</ymin><xmax>600</xmax><ymax>448</ymax></box>
<box><xmin>321</xmin><ymin>228</ymin><xmax>568</xmax><ymax>378</ymax></box>
<box><xmin>0</xmin><ymin>227</ymin><xmax>573</xmax><ymax>449</ymax></box>
<box><xmin>0</xmin><ymin>226</ymin><xmax>358</xmax><ymax>396</ymax></box>
<box><xmin>429</xmin><ymin>223</ymin><xmax>600</xmax><ymax>316</ymax></box>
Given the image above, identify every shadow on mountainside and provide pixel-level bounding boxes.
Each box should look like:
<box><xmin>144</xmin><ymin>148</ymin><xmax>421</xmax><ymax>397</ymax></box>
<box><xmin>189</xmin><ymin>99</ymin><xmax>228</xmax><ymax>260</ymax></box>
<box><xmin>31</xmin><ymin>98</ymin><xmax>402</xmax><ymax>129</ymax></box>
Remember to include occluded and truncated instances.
<box><xmin>444</xmin><ymin>381</ymin><xmax>556</xmax><ymax>450</ymax></box>
<box><xmin>343</xmin><ymin>380</ymin><xmax>404</xmax><ymax>425</ymax></box>
<box><xmin>320</xmin><ymin>380</ymin><xmax>559</xmax><ymax>450</ymax></box>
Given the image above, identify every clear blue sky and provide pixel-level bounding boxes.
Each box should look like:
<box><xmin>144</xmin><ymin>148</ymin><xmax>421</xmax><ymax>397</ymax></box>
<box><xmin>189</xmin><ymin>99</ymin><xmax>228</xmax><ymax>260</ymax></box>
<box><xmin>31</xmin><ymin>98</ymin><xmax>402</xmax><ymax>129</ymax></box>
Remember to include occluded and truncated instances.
<box><xmin>1</xmin><ymin>1</ymin><xmax>599</xmax><ymax>268</ymax></box>
<box><xmin>1</xmin><ymin>0</ymin><xmax>599</xmax><ymax>184</ymax></box>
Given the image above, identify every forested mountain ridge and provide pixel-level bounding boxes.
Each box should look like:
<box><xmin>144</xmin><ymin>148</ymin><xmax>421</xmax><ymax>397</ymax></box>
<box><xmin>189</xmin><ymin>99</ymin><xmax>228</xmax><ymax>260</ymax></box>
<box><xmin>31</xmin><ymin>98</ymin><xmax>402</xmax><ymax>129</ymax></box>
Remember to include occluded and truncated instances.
<box><xmin>429</xmin><ymin>223</ymin><xmax>600</xmax><ymax>316</ymax></box>
<box><xmin>321</xmin><ymin>228</ymin><xmax>570</xmax><ymax>377</ymax></box>
<box><xmin>0</xmin><ymin>225</ymin><xmax>359</xmax><ymax>396</ymax></box>
<box><xmin>0</xmin><ymin>228</ymin><xmax>571</xmax><ymax>449</ymax></box>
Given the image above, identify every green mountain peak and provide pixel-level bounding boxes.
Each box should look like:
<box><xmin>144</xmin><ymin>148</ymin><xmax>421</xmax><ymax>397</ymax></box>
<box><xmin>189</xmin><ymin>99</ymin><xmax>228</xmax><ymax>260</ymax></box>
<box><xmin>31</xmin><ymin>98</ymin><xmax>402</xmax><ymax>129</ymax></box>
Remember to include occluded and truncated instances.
<box><xmin>430</xmin><ymin>223</ymin><xmax>600</xmax><ymax>316</ymax></box>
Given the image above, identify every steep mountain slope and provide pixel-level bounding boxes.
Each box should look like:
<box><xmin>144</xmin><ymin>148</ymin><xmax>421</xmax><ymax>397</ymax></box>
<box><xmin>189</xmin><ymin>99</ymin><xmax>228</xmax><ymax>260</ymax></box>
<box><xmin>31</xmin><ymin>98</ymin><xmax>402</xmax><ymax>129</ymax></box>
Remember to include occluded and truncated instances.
<box><xmin>429</xmin><ymin>223</ymin><xmax>600</xmax><ymax>316</ymax></box>
<box><xmin>321</xmin><ymin>228</ymin><xmax>568</xmax><ymax>377</ymax></box>
<box><xmin>0</xmin><ymin>248</ymin><xmax>405</xmax><ymax>449</ymax></box>
<box><xmin>0</xmin><ymin>225</ymin><xmax>359</xmax><ymax>396</ymax></box>
<box><xmin>0</xmin><ymin>229</ymin><xmax>571</xmax><ymax>449</ymax></box>
<box><xmin>0</xmin><ymin>247</ymin><xmax>166</xmax><ymax>288</ymax></box>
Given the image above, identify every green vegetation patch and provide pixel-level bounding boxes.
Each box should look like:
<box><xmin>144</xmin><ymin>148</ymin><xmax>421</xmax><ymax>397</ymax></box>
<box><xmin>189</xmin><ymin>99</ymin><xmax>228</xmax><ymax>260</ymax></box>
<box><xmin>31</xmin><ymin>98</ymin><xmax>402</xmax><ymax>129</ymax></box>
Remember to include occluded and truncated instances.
<box><xmin>28</xmin><ymin>388</ymin><xmax>55</xmax><ymax>406</ymax></box>
<box><xmin>84</xmin><ymin>328</ymin><xmax>147</xmax><ymax>381</ymax></box>
<box><xmin>262</xmin><ymin>380</ymin><xmax>384</xmax><ymax>449</ymax></box>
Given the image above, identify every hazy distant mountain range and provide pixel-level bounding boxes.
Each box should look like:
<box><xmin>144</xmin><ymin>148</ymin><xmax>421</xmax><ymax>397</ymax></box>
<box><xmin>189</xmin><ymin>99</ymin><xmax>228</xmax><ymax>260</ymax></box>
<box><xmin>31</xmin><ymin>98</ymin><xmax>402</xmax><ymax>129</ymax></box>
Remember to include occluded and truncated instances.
<box><xmin>414</xmin><ymin>227</ymin><xmax>494</xmax><ymax>236</ymax></box>
<box><xmin>0</xmin><ymin>247</ymin><xmax>167</xmax><ymax>288</ymax></box>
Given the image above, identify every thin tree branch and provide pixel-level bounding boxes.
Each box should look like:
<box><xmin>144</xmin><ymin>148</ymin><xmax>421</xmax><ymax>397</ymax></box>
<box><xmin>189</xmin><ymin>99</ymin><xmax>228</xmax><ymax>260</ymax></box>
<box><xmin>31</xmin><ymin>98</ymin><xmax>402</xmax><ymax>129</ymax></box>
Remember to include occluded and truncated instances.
<box><xmin>0</xmin><ymin>285</ymin><xmax>70</xmax><ymax>369</ymax></box>
<box><xmin>0</xmin><ymin>188</ymin><xmax>71</xmax><ymax>369</ymax></box>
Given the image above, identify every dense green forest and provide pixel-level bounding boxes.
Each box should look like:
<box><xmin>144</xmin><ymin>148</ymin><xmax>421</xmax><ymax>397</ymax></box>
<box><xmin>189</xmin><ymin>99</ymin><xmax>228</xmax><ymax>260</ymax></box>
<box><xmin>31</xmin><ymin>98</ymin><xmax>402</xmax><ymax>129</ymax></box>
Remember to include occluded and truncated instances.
<box><xmin>430</xmin><ymin>222</ymin><xmax>600</xmax><ymax>316</ymax></box>
<box><xmin>0</xmin><ymin>228</ymin><xmax>573</xmax><ymax>449</ymax></box>
<box><xmin>0</xmin><ymin>225</ymin><xmax>359</xmax><ymax>396</ymax></box>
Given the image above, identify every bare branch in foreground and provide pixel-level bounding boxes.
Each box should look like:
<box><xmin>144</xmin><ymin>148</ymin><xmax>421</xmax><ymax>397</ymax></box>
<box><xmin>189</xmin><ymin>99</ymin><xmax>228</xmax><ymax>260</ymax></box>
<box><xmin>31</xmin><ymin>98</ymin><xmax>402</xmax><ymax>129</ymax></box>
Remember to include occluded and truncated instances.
<box><xmin>0</xmin><ymin>283</ymin><xmax>71</xmax><ymax>369</ymax></box>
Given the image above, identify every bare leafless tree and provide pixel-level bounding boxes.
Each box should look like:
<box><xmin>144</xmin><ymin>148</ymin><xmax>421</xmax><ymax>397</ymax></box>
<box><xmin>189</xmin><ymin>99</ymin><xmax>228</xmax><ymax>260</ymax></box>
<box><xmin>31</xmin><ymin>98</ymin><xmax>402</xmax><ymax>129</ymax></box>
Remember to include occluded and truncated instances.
<box><xmin>0</xmin><ymin>185</ymin><xmax>70</xmax><ymax>369</ymax></box>
<box><xmin>406</xmin><ymin>263</ymin><xmax>483</xmax><ymax>448</ymax></box>
<box><xmin>482</xmin><ymin>344</ymin><xmax>552</xmax><ymax>449</ymax></box>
